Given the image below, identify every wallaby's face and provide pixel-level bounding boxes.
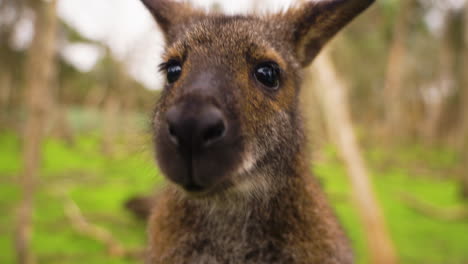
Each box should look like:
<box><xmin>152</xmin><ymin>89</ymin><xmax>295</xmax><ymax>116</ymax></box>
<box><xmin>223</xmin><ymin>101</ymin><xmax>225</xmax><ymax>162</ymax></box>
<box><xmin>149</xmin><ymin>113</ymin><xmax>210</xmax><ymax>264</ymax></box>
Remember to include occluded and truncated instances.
<box><xmin>153</xmin><ymin>16</ymin><xmax>304</xmax><ymax>196</ymax></box>
<box><xmin>142</xmin><ymin>0</ymin><xmax>374</xmax><ymax>196</ymax></box>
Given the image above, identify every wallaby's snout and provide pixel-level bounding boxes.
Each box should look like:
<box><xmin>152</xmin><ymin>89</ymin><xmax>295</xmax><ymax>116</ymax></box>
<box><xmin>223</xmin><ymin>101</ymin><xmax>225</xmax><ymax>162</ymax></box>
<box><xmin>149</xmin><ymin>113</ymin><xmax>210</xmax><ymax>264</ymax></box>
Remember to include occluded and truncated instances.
<box><xmin>166</xmin><ymin>102</ymin><xmax>227</xmax><ymax>150</ymax></box>
<box><xmin>156</xmin><ymin>89</ymin><xmax>243</xmax><ymax>193</ymax></box>
<box><xmin>163</xmin><ymin>99</ymin><xmax>231</xmax><ymax>192</ymax></box>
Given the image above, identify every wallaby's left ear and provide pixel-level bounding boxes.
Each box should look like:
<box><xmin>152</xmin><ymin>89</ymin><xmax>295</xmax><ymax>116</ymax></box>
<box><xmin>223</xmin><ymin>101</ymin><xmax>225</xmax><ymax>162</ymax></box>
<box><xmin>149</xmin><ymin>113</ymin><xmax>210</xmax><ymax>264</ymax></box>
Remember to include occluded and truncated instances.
<box><xmin>140</xmin><ymin>0</ymin><xmax>203</xmax><ymax>42</ymax></box>
<box><xmin>283</xmin><ymin>0</ymin><xmax>375</xmax><ymax>67</ymax></box>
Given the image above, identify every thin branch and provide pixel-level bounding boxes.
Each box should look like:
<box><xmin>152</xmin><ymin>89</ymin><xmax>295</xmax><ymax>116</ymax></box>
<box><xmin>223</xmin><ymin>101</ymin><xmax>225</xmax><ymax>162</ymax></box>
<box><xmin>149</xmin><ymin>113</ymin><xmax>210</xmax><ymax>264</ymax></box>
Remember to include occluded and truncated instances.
<box><xmin>63</xmin><ymin>196</ymin><xmax>144</xmax><ymax>260</ymax></box>
<box><xmin>399</xmin><ymin>192</ymin><xmax>468</xmax><ymax>221</ymax></box>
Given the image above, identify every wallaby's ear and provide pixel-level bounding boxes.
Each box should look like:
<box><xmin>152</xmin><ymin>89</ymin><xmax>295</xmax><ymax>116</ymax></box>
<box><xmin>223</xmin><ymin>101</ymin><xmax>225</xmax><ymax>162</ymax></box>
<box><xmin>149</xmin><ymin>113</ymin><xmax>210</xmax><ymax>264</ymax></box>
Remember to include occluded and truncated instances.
<box><xmin>283</xmin><ymin>0</ymin><xmax>375</xmax><ymax>67</ymax></box>
<box><xmin>141</xmin><ymin>0</ymin><xmax>201</xmax><ymax>41</ymax></box>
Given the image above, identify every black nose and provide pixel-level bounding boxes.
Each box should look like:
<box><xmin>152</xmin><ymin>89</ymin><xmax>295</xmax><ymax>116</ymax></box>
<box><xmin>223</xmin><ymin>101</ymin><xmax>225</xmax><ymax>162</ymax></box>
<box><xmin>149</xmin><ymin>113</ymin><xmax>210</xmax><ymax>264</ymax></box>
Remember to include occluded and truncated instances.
<box><xmin>166</xmin><ymin>104</ymin><xmax>227</xmax><ymax>150</ymax></box>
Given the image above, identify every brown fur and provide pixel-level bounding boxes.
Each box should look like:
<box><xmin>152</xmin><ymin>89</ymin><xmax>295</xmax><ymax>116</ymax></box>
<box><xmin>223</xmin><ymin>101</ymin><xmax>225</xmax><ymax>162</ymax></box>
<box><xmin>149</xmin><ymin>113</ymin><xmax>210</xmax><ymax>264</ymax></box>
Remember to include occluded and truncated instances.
<box><xmin>138</xmin><ymin>0</ymin><xmax>375</xmax><ymax>263</ymax></box>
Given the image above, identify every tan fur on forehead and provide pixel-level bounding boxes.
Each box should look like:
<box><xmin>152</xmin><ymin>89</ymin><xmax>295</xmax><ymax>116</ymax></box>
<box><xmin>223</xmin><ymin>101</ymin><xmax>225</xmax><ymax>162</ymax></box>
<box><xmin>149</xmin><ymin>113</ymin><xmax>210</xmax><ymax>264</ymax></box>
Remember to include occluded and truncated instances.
<box><xmin>163</xmin><ymin>16</ymin><xmax>291</xmax><ymax>69</ymax></box>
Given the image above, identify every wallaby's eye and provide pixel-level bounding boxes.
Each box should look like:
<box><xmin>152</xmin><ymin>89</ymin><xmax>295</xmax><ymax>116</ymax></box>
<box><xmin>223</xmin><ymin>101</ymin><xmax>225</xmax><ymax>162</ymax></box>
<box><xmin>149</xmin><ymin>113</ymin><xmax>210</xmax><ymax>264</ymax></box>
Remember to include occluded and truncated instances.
<box><xmin>254</xmin><ymin>62</ymin><xmax>280</xmax><ymax>90</ymax></box>
<box><xmin>166</xmin><ymin>60</ymin><xmax>182</xmax><ymax>84</ymax></box>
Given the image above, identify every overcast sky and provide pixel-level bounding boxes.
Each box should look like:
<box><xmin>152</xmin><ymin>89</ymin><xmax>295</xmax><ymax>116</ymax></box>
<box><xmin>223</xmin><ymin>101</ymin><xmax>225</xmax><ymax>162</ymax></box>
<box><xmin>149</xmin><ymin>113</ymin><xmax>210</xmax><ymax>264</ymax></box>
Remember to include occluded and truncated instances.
<box><xmin>56</xmin><ymin>0</ymin><xmax>295</xmax><ymax>89</ymax></box>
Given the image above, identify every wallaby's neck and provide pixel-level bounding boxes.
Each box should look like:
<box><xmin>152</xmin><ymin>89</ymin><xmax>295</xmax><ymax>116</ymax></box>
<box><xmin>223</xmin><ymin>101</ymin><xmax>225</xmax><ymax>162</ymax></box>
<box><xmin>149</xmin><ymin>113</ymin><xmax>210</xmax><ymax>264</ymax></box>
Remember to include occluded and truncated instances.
<box><xmin>148</xmin><ymin>162</ymin><xmax>353</xmax><ymax>263</ymax></box>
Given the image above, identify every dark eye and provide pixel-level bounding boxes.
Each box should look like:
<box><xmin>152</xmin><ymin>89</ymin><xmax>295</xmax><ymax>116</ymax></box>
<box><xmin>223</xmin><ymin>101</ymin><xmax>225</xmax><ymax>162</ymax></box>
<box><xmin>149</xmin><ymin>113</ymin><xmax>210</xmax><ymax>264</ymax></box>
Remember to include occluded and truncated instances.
<box><xmin>166</xmin><ymin>60</ymin><xmax>182</xmax><ymax>84</ymax></box>
<box><xmin>254</xmin><ymin>62</ymin><xmax>281</xmax><ymax>90</ymax></box>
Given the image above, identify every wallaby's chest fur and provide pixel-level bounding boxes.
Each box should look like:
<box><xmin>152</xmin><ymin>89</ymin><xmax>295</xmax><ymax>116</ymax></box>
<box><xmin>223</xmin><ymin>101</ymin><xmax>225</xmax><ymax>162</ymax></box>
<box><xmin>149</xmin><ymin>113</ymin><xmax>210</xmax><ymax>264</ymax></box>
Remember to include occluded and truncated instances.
<box><xmin>148</xmin><ymin>174</ymin><xmax>352</xmax><ymax>264</ymax></box>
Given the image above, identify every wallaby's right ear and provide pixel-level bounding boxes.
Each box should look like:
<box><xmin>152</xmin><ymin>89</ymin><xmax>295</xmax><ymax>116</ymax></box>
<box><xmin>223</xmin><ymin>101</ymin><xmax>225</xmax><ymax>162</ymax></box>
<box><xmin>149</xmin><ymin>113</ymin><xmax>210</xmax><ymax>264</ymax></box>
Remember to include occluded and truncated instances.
<box><xmin>280</xmin><ymin>0</ymin><xmax>375</xmax><ymax>67</ymax></box>
<box><xmin>141</xmin><ymin>0</ymin><xmax>201</xmax><ymax>41</ymax></box>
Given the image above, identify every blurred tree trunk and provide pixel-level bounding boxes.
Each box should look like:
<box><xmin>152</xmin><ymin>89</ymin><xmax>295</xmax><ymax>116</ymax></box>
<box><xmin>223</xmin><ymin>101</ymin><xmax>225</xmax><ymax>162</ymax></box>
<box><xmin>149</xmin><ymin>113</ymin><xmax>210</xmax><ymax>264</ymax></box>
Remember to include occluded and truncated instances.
<box><xmin>85</xmin><ymin>84</ymin><xmax>106</xmax><ymax>108</ymax></box>
<box><xmin>383</xmin><ymin>0</ymin><xmax>413</xmax><ymax>138</ymax></box>
<box><xmin>0</xmin><ymin>71</ymin><xmax>12</xmax><ymax>125</ymax></box>
<box><xmin>459</xmin><ymin>3</ymin><xmax>468</xmax><ymax>143</ymax></box>
<box><xmin>102</xmin><ymin>93</ymin><xmax>120</xmax><ymax>155</ymax></box>
<box><xmin>15</xmin><ymin>0</ymin><xmax>58</xmax><ymax>263</ymax></box>
<box><xmin>0</xmin><ymin>0</ymin><xmax>20</xmax><ymax>128</ymax></box>
<box><xmin>423</xmin><ymin>13</ymin><xmax>457</xmax><ymax>143</ymax></box>
<box><xmin>115</xmin><ymin>61</ymin><xmax>135</xmax><ymax>140</ymax></box>
<box><xmin>100</xmin><ymin>48</ymin><xmax>124</xmax><ymax>155</ymax></box>
<box><xmin>460</xmin><ymin>2</ymin><xmax>468</xmax><ymax>200</ymax></box>
<box><xmin>50</xmin><ymin>104</ymin><xmax>74</xmax><ymax>145</ymax></box>
<box><xmin>300</xmin><ymin>70</ymin><xmax>328</xmax><ymax>157</ymax></box>
<box><xmin>311</xmin><ymin>51</ymin><xmax>398</xmax><ymax>264</ymax></box>
<box><xmin>50</xmin><ymin>77</ymin><xmax>74</xmax><ymax>145</ymax></box>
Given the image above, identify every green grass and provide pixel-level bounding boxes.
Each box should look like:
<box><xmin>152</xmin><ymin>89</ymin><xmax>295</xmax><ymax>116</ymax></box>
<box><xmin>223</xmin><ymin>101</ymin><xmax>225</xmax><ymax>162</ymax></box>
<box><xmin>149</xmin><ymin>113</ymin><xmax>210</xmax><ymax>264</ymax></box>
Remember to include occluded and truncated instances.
<box><xmin>316</xmin><ymin>145</ymin><xmax>468</xmax><ymax>264</ymax></box>
<box><xmin>1</xmin><ymin>132</ymin><xmax>467</xmax><ymax>263</ymax></box>
<box><xmin>0</xmin><ymin>132</ymin><xmax>160</xmax><ymax>264</ymax></box>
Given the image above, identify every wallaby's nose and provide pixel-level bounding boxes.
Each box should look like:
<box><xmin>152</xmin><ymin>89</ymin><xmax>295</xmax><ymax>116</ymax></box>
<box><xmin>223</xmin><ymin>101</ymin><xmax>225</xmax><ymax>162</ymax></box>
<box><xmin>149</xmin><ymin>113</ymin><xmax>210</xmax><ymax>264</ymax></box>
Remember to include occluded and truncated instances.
<box><xmin>166</xmin><ymin>104</ymin><xmax>227</xmax><ymax>150</ymax></box>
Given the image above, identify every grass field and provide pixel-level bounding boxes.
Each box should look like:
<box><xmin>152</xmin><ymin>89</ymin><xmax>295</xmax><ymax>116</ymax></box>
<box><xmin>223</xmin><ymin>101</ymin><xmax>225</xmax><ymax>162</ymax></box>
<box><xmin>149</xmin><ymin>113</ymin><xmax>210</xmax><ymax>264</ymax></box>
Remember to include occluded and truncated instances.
<box><xmin>1</xmin><ymin>131</ymin><xmax>467</xmax><ymax>264</ymax></box>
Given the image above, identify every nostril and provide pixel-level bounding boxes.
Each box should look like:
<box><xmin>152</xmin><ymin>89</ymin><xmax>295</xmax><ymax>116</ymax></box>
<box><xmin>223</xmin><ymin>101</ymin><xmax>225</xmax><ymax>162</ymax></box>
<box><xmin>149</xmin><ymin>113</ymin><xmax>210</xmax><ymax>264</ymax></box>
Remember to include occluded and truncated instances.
<box><xmin>202</xmin><ymin>120</ymin><xmax>226</xmax><ymax>146</ymax></box>
<box><xmin>168</xmin><ymin>124</ymin><xmax>176</xmax><ymax>137</ymax></box>
<box><xmin>167</xmin><ymin>124</ymin><xmax>179</xmax><ymax>145</ymax></box>
<box><xmin>166</xmin><ymin>105</ymin><xmax>183</xmax><ymax>146</ymax></box>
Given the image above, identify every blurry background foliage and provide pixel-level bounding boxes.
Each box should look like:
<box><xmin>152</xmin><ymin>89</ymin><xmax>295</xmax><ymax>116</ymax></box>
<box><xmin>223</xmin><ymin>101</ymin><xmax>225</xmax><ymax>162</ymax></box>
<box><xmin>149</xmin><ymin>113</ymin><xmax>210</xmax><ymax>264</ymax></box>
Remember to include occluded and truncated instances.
<box><xmin>1</xmin><ymin>0</ymin><xmax>468</xmax><ymax>263</ymax></box>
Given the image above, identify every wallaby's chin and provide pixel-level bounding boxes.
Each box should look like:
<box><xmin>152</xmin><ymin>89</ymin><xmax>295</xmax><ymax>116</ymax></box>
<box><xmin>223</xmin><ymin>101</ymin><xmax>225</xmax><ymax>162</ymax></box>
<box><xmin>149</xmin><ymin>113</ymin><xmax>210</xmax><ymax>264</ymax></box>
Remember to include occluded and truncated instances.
<box><xmin>155</xmin><ymin>134</ymin><xmax>268</xmax><ymax>199</ymax></box>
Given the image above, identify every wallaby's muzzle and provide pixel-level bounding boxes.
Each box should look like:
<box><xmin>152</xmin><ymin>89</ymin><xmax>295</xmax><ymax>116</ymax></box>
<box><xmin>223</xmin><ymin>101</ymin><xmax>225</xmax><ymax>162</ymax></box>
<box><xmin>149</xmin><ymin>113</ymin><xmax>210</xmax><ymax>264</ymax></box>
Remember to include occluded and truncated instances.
<box><xmin>155</xmin><ymin>95</ymin><xmax>243</xmax><ymax>194</ymax></box>
<box><xmin>166</xmin><ymin>103</ymin><xmax>226</xmax><ymax>151</ymax></box>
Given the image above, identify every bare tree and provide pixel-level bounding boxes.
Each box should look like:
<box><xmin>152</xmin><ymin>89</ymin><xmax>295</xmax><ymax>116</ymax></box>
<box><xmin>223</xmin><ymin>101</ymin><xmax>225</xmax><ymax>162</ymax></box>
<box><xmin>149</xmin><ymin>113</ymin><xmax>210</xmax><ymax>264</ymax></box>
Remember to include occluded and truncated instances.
<box><xmin>0</xmin><ymin>71</ymin><xmax>12</xmax><ymax>125</ymax></box>
<box><xmin>423</xmin><ymin>11</ymin><xmax>458</xmax><ymax>143</ymax></box>
<box><xmin>15</xmin><ymin>0</ymin><xmax>58</xmax><ymax>263</ymax></box>
<box><xmin>383</xmin><ymin>0</ymin><xmax>414</xmax><ymax>137</ymax></box>
<box><xmin>459</xmin><ymin>1</ymin><xmax>468</xmax><ymax>200</ymax></box>
<box><xmin>300</xmin><ymin>70</ymin><xmax>328</xmax><ymax>156</ymax></box>
<box><xmin>311</xmin><ymin>50</ymin><xmax>398</xmax><ymax>264</ymax></box>
<box><xmin>0</xmin><ymin>0</ymin><xmax>22</xmax><ymax>128</ymax></box>
<box><xmin>463</xmin><ymin>3</ymin><xmax>468</xmax><ymax>136</ymax></box>
<box><xmin>102</xmin><ymin>92</ymin><xmax>120</xmax><ymax>154</ymax></box>
<box><xmin>100</xmin><ymin>49</ymin><xmax>125</xmax><ymax>155</ymax></box>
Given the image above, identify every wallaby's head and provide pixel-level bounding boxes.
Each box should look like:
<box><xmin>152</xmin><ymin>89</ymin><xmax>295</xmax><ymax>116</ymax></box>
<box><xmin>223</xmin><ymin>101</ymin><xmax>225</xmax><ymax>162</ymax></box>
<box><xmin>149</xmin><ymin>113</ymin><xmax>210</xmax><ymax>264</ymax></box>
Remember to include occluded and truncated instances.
<box><xmin>142</xmin><ymin>0</ymin><xmax>373</xmax><ymax>197</ymax></box>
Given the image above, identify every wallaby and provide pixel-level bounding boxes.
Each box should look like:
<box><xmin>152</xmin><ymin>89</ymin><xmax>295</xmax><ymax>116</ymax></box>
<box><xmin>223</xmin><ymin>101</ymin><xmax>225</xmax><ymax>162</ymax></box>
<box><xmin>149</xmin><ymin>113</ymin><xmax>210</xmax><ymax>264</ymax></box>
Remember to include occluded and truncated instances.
<box><xmin>138</xmin><ymin>0</ymin><xmax>374</xmax><ymax>263</ymax></box>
